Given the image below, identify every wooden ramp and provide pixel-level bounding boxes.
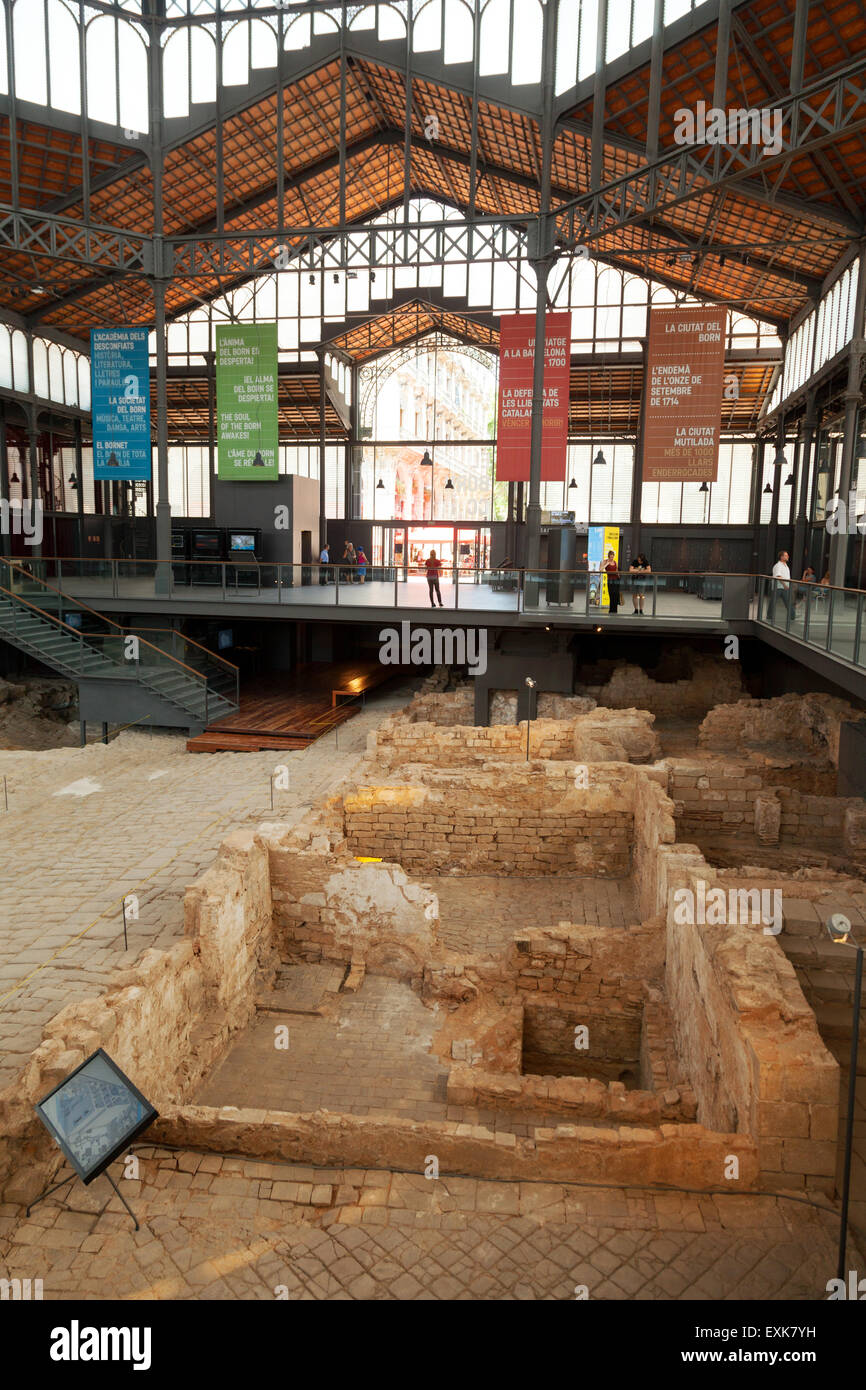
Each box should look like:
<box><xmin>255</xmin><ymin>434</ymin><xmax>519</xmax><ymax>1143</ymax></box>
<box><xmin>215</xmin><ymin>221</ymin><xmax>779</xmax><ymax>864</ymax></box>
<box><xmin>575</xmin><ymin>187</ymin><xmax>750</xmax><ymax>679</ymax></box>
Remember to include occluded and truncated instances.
<box><xmin>186</xmin><ymin>662</ymin><xmax>399</xmax><ymax>753</ymax></box>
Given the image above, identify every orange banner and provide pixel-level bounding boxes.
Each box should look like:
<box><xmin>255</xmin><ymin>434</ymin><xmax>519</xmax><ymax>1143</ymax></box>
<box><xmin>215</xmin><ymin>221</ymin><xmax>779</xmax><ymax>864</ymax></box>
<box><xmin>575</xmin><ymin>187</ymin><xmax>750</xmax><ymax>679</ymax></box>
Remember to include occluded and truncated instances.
<box><xmin>642</xmin><ymin>306</ymin><xmax>726</xmax><ymax>483</ymax></box>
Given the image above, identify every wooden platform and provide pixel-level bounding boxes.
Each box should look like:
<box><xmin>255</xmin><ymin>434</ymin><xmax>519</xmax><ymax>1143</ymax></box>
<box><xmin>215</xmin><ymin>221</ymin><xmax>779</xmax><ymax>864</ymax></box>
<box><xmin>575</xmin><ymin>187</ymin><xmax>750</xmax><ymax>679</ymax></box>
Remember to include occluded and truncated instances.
<box><xmin>186</xmin><ymin>662</ymin><xmax>399</xmax><ymax>753</ymax></box>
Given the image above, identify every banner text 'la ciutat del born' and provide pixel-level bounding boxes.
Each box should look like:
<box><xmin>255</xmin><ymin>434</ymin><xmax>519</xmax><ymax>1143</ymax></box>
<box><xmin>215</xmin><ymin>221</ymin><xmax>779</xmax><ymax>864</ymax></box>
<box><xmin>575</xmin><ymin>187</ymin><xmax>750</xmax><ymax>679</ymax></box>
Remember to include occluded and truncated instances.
<box><xmin>642</xmin><ymin>306</ymin><xmax>726</xmax><ymax>483</ymax></box>
<box><xmin>90</xmin><ymin>328</ymin><xmax>152</xmax><ymax>481</ymax></box>
<box><xmin>216</xmin><ymin>323</ymin><xmax>279</xmax><ymax>481</ymax></box>
<box><xmin>495</xmin><ymin>313</ymin><xmax>571</xmax><ymax>483</ymax></box>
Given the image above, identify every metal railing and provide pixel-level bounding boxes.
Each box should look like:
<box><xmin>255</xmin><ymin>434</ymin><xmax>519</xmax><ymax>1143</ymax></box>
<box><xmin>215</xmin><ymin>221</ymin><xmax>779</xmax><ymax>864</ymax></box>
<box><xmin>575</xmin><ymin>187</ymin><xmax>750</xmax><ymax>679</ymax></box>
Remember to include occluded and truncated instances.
<box><xmin>1</xmin><ymin>555</ymin><xmax>737</xmax><ymax>618</ymax></box>
<box><xmin>756</xmin><ymin>574</ymin><xmax>866</xmax><ymax>669</ymax></box>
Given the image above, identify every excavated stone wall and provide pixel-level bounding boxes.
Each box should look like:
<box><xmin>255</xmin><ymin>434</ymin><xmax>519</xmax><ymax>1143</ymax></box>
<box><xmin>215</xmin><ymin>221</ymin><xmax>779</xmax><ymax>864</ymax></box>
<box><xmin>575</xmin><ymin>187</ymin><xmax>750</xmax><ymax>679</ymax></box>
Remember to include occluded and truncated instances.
<box><xmin>698</xmin><ymin>692</ymin><xmax>866</xmax><ymax>768</ymax></box>
<box><xmin>369</xmin><ymin>706</ymin><xmax>660</xmax><ymax>769</ymax></box>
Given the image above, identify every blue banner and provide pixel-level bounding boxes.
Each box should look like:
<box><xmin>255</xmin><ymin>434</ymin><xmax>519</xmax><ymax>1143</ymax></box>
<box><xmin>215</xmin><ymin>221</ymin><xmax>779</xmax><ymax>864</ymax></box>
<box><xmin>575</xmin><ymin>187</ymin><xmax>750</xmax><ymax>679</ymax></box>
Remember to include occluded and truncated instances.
<box><xmin>90</xmin><ymin>328</ymin><xmax>151</xmax><ymax>480</ymax></box>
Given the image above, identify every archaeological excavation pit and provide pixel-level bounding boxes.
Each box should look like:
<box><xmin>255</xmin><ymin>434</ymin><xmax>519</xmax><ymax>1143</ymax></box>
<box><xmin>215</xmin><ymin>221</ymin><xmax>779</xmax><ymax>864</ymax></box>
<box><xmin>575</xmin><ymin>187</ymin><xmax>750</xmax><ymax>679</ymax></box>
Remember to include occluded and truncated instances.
<box><xmin>520</xmin><ymin>996</ymin><xmax>644</xmax><ymax>1087</ymax></box>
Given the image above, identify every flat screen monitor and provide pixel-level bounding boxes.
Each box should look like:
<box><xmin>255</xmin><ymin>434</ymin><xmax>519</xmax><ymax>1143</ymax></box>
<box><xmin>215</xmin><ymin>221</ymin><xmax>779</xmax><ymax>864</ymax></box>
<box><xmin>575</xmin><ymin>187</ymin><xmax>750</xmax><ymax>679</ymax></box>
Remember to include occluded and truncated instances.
<box><xmin>193</xmin><ymin>532</ymin><xmax>222</xmax><ymax>554</ymax></box>
<box><xmin>34</xmin><ymin>1049</ymin><xmax>158</xmax><ymax>1185</ymax></box>
<box><xmin>217</xmin><ymin>629</ymin><xmax>233</xmax><ymax>651</ymax></box>
<box><xmin>229</xmin><ymin>532</ymin><xmax>257</xmax><ymax>552</ymax></box>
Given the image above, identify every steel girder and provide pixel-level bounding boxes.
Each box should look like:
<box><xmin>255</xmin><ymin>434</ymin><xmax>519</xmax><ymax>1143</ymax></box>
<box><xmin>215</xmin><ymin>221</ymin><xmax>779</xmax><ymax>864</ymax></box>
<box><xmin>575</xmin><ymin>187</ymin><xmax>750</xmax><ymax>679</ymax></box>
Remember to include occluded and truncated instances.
<box><xmin>0</xmin><ymin>207</ymin><xmax>151</xmax><ymax>274</ymax></box>
<box><xmin>553</xmin><ymin>55</ymin><xmax>866</xmax><ymax>243</ymax></box>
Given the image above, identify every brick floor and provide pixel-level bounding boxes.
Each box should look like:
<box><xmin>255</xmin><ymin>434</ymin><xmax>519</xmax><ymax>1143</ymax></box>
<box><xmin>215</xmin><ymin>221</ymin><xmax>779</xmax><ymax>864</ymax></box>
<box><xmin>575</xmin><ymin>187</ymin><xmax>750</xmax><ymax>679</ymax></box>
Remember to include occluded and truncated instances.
<box><xmin>431</xmin><ymin>874</ymin><xmax>639</xmax><ymax>954</ymax></box>
<box><xmin>0</xmin><ymin>1151</ymin><xmax>857</xmax><ymax>1301</ymax></box>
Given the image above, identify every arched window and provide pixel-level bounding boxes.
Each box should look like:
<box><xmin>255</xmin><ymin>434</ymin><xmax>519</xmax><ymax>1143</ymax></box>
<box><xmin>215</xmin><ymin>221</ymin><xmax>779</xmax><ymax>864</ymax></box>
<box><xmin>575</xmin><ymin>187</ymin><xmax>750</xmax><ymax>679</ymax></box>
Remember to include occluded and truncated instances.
<box><xmin>76</xmin><ymin>355</ymin><xmax>90</xmax><ymax>411</ymax></box>
<box><xmin>222</xmin><ymin>19</ymin><xmax>277</xmax><ymax>88</ymax></box>
<box><xmin>48</xmin><ymin>342</ymin><xmax>64</xmax><ymax>402</ymax></box>
<box><xmin>0</xmin><ymin>325</ymin><xmax>12</xmax><ymax>390</ymax></box>
<box><xmin>11</xmin><ymin>330</ymin><xmax>28</xmax><ymax>391</ymax></box>
<box><xmin>163</xmin><ymin>26</ymin><xmax>216</xmax><ymax>120</ymax></box>
<box><xmin>33</xmin><ymin>339</ymin><xmax>49</xmax><ymax>399</ymax></box>
<box><xmin>86</xmin><ymin>15</ymin><xmax>148</xmax><ymax>132</ymax></box>
<box><xmin>63</xmin><ymin>349</ymin><xmax>78</xmax><ymax>407</ymax></box>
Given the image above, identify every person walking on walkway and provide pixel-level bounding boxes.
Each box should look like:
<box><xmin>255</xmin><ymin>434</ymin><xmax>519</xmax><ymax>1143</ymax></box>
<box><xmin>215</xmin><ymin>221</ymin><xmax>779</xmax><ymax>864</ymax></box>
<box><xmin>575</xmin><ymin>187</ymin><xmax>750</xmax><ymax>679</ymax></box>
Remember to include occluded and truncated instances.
<box><xmin>768</xmin><ymin>549</ymin><xmax>791</xmax><ymax>623</ymax></box>
<box><xmin>604</xmin><ymin>550</ymin><xmax>621</xmax><ymax>615</ymax></box>
<box><xmin>426</xmin><ymin>550</ymin><xmax>444</xmax><ymax>608</ymax></box>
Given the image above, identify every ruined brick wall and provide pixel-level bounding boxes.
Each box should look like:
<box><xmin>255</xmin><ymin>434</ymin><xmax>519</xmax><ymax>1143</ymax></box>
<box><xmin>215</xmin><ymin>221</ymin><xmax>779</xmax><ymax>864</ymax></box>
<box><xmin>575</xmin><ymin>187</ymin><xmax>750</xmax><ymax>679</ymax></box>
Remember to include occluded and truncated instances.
<box><xmin>369</xmin><ymin>716</ymin><xmax>582</xmax><ymax>768</ymax></box>
<box><xmin>343</xmin><ymin>777</ymin><xmax>633</xmax><ymax>877</ymax></box>
<box><xmin>369</xmin><ymin>706</ymin><xmax>659</xmax><ymax>770</ymax></box>
<box><xmin>578</xmin><ymin>655</ymin><xmax>745</xmax><ymax>716</ymax></box>
<box><xmin>265</xmin><ymin>818</ymin><xmax>439</xmax><ymax>979</ymax></box>
<box><xmin>632</xmin><ymin>770</ymin><xmax>677</xmax><ymax>920</ymax></box>
<box><xmin>699</xmin><ymin>692</ymin><xmax>866</xmax><ymax>768</ymax></box>
<box><xmin>668</xmin><ymin>761</ymin><xmax>866</xmax><ymax>866</ymax></box>
<box><xmin>664</xmin><ymin>859</ymin><xmax>839</xmax><ymax>1194</ymax></box>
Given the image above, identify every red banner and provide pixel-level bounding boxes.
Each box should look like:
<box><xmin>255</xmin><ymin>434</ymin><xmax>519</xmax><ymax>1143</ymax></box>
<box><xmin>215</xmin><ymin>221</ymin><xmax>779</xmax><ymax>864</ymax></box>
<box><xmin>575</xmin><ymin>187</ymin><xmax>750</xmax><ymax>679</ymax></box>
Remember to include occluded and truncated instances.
<box><xmin>496</xmin><ymin>312</ymin><xmax>571</xmax><ymax>482</ymax></box>
<box><xmin>642</xmin><ymin>305</ymin><xmax>726</xmax><ymax>483</ymax></box>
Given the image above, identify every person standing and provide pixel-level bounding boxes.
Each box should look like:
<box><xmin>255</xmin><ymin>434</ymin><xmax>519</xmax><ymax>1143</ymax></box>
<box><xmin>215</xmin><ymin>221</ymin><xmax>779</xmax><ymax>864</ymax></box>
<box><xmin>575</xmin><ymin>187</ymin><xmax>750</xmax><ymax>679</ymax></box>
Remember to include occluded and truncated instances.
<box><xmin>768</xmin><ymin>549</ymin><xmax>791</xmax><ymax>622</ymax></box>
<box><xmin>604</xmin><ymin>550</ymin><xmax>620</xmax><ymax>615</ymax></box>
<box><xmin>629</xmin><ymin>553</ymin><xmax>651</xmax><ymax>614</ymax></box>
<box><xmin>425</xmin><ymin>550</ymin><xmax>444</xmax><ymax>608</ymax></box>
<box><xmin>341</xmin><ymin>540</ymin><xmax>356</xmax><ymax>582</ymax></box>
<box><xmin>319</xmin><ymin>542</ymin><xmax>330</xmax><ymax>585</ymax></box>
<box><xmin>356</xmin><ymin>546</ymin><xmax>368</xmax><ymax>584</ymax></box>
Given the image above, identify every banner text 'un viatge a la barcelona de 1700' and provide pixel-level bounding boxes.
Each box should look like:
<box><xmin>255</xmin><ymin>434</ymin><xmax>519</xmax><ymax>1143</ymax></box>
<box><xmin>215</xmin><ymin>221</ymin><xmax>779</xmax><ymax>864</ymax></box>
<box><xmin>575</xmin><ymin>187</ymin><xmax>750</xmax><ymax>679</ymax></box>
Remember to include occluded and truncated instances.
<box><xmin>495</xmin><ymin>312</ymin><xmax>571</xmax><ymax>484</ymax></box>
<box><xmin>216</xmin><ymin>322</ymin><xmax>279</xmax><ymax>481</ymax></box>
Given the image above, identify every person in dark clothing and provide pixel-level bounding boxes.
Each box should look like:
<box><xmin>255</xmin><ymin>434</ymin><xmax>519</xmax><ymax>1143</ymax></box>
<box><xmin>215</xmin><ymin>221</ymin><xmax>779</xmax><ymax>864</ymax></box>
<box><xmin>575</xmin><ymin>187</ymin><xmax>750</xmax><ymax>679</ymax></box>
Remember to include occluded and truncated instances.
<box><xmin>604</xmin><ymin>550</ymin><xmax>620</xmax><ymax>614</ymax></box>
<box><xmin>425</xmin><ymin>550</ymin><xmax>444</xmax><ymax>608</ymax></box>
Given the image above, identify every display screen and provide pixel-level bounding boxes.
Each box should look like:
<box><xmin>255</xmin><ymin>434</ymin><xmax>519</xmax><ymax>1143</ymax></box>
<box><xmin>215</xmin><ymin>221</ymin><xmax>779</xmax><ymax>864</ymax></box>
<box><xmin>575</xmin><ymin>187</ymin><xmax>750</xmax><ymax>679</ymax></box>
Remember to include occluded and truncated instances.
<box><xmin>193</xmin><ymin>532</ymin><xmax>222</xmax><ymax>554</ymax></box>
<box><xmin>229</xmin><ymin>533</ymin><xmax>256</xmax><ymax>552</ymax></box>
<box><xmin>217</xmin><ymin>629</ymin><xmax>234</xmax><ymax>651</ymax></box>
<box><xmin>34</xmin><ymin>1049</ymin><xmax>157</xmax><ymax>1185</ymax></box>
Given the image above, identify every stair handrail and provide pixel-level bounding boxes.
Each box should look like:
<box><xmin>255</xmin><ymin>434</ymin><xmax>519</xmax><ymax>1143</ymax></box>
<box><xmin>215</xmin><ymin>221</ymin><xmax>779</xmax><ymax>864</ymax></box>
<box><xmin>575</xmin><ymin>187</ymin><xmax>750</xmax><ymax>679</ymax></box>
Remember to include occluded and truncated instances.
<box><xmin>126</xmin><ymin>626</ymin><xmax>239</xmax><ymax>677</ymax></box>
<box><xmin>0</xmin><ymin>560</ymin><xmax>208</xmax><ymax>687</ymax></box>
<box><xmin>0</xmin><ymin>575</ymin><xmax>207</xmax><ymax>687</ymax></box>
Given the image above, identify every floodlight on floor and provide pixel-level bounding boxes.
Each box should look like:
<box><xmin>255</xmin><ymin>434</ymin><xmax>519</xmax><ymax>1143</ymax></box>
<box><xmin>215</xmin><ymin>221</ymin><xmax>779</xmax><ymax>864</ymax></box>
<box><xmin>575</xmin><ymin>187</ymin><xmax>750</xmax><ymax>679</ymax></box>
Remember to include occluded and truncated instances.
<box><xmin>824</xmin><ymin>913</ymin><xmax>863</xmax><ymax>1281</ymax></box>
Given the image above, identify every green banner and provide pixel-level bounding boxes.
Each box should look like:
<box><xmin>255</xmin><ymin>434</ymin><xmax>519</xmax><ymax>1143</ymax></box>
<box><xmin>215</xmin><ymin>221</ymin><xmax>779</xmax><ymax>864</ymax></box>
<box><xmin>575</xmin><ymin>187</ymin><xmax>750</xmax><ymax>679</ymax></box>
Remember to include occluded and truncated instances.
<box><xmin>216</xmin><ymin>323</ymin><xmax>279</xmax><ymax>480</ymax></box>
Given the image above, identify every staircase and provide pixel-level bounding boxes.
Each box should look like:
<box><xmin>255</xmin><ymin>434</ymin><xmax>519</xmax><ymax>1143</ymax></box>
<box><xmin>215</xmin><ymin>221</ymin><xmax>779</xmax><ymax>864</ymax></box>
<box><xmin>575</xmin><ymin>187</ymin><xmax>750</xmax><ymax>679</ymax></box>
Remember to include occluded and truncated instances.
<box><xmin>0</xmin><ymin>565</ymin><xmax>238</xmax><ymax>734</ymax></box>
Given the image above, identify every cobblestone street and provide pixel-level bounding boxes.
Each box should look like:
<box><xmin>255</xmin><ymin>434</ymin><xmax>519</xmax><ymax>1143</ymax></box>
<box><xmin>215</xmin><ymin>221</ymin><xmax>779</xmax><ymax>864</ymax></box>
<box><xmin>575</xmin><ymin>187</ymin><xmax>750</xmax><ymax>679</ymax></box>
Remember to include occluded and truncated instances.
<box><xmin>0</xmin><ymin>1151</ymin><xmax>855</xmax><ymax>1301</ymax></box>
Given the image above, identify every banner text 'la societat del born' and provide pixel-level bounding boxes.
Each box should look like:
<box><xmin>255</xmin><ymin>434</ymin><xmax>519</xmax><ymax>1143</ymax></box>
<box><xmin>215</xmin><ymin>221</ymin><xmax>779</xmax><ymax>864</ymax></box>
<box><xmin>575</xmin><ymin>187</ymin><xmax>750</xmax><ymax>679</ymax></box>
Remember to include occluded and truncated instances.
<box><xmin>216</xmin><ymin>323</ymin><xmax>279</xmax><ymax>481</ymax></box>
<box><xmin>495</xmin><ymin>313</ymin><xmax>571</xmax><ymax>483</ymax></box>
<box><xmin>90</xmin><ymin>328</ymin><xmax>152</xmax><ymax>481</ymax></box>
<box><xmin>642</xmin><ymin>306</ymin><xmax>726</xmax><ymax>484</ymax></box>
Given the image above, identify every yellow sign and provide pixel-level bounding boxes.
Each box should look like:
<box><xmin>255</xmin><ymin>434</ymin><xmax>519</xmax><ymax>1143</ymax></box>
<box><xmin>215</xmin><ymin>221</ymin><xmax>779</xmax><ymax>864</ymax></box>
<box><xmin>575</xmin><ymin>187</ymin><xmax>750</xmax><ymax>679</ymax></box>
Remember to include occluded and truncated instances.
<box><xmin>601</xmin><ymin>526</ymin><xmax>620</xmax><ymax>606</ymax></box>
<box><xmin>355</xmin><ymin>857</ymin><xmax>383</xmax><ymax>863</ymax></box>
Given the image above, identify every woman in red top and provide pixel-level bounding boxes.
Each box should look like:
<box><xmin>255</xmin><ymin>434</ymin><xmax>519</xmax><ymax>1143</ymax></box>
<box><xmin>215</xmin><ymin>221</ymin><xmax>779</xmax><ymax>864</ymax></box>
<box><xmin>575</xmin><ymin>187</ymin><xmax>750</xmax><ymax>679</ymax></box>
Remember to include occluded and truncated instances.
<box><xmin>604</xmin><ymin>550</ymin><xmax>620</xmax><ymax>615</ymax></box>
<box><xmin>425</xmin><ymin>551</ymin><xmax>444</xmax><ymax>608</ymax></box>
